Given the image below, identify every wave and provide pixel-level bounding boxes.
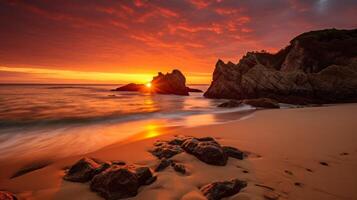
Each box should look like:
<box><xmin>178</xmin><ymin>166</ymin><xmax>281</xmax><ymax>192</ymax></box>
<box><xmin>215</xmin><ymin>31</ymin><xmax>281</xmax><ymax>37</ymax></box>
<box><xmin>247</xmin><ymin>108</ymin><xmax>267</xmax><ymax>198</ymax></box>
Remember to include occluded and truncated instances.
<box><xmin>0</xmin><ymin>105</ymin><xmax>254</xmax><ymax>130</ymax></box>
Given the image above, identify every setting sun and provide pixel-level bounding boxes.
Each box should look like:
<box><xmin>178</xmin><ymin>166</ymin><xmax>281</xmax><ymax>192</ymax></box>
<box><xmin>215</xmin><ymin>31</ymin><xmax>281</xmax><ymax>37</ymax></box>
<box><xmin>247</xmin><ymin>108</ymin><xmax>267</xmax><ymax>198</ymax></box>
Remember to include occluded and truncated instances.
<box><xmin>146</xmin><ymin>82</ymin><xmax>152</xmax><ymax>88</ymax></box>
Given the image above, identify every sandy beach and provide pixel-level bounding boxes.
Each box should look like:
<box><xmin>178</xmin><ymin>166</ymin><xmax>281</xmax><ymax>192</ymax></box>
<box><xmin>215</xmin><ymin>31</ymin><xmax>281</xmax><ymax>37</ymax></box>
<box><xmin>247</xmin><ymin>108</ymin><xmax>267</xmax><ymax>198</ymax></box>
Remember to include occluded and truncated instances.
<box><xmin>1</xmin><ymin>104</ymin><xmax>357</xmax><ymax>200</ymax></box>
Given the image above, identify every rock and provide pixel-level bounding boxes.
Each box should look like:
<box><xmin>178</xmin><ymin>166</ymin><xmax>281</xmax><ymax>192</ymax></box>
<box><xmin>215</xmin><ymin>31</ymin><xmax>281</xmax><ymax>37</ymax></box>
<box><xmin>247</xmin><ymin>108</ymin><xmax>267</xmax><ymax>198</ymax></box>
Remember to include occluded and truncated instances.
<box><xmin>222</xmin><ymin>146</ymin><xmax>244</xmax><ymax>160</ymax></box>
<box><xmin>111</xmin><ymin>70</ymin><xmax>201</xmax><ymax>95</ymax></box>
<box><xmin>135</xmin><ymin>167</ymin><xmax>153</xmax><ymax>185</ymax></box>
<box><xmin>63</xmin><ymin>157</ymin><xmax>109</xmax><ymax>182</ymax></box>
<box><xmin>111</xmin><ymin>160</ymin><xmax>126</xmax><ymax>165</ymax></box>
<box><xmin>151</xmin><ymin>70</ymin><xmax>189</xmax><ymax>95</ymax></box>
<box><xmin>204</xmin><ymin>29</ymin><xmax>357</xmax><ymax>104</ymax></box>
<box><xmin>111</xmin><ymin>83</ymin><xmax>146</xmax><ymax>92</ymax></box>
<box><xmin>0</xmin><ymin>191</ymin><xmax>17</xmax><ymax>200</ymax></box>
<box><xmin>143</xmin><ymin>175</ymin><xmax>157</xmax><ymax>185</ymax></box>
<box><xmin>242</xmin><ymin>98</ymin><xmax>280</xmax><ymax>108</ymax></box>
<box><xmin>181</xmin><ymin>137</ymin><xmax>228</xmax><ymax>166</ymax></box>
<box><xmin>171</xmin><ymin>162</ymin><xmax>186</xmax><ymax>174</ymax></box>
<box><xmin>154</xmin><ymin>158</ymin><xmax>172</xmax><ymax>172</ymax></box>
<box><xmin>218</xmin><ymin>98</ymin><xmax>280</xmax><ymax>109</ymax></box>
<box><xmin>150</xmin><ymin>142</ymin><xmax>183</xmax><ymax>159</ymax></box>
<box><xmin>294</xmin><ymin>182</ymin><xmax>303</xmax><ymax>187</ymax></box>
<box><xmin>186</xmin><ymin>87</ymin><xmax>203</xmax><ymax>93</ymax></box>
<box><xmin>218</xmin><ymin>100</ymin><xmax>241</xmax><ymax>108</ymax></box>
<box><xmin>319</xmin><ymin>161</ymin><xmax>329</xmax><ymax>166</ymax></box>
<box><xmin>200</xmin><ymin>179</ymin><xmax>247</xmax><ymax>200</ymax></box>
<box><xmin>90</xmin><ymin>165</ymin><xmax>154</xmax><ymax>200</ymax></box>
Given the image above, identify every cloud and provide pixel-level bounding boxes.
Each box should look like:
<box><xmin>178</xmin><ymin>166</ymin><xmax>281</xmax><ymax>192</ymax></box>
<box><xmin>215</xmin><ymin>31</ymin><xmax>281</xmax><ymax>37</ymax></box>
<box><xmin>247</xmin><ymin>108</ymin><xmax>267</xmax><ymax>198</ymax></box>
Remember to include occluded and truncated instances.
<box><xmin>0</xmin><ymin>0</ymin><xmax>356</xmax><ymax>83</ymax></box>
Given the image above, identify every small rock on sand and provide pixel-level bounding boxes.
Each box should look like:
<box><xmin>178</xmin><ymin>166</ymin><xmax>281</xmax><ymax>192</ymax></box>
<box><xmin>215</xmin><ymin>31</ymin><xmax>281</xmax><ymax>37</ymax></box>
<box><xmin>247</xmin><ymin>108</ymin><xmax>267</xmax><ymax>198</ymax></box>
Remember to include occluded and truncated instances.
<box><xmin>171</xmin><ymin>162</ymin><xmax>186</xmax><ymax>174</ymax></box>
<box><xmin>154</xmin><ymin>158</ymin><xmax>172</xmax><ymax>172</ymax></box>
<box><xmin>200</xmin><ymin>179</ymin><xmax>247</xmax><ymax>200</ymax></box>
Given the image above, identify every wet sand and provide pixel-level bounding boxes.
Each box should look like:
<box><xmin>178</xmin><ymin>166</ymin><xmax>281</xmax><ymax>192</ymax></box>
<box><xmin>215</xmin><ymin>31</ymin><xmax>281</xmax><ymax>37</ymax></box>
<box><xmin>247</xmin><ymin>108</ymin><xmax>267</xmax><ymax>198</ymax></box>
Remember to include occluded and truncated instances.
<box><xmin>1</xmin><ymin>104</ymin><xmax>357</xmax><ymax>199</ymax></box>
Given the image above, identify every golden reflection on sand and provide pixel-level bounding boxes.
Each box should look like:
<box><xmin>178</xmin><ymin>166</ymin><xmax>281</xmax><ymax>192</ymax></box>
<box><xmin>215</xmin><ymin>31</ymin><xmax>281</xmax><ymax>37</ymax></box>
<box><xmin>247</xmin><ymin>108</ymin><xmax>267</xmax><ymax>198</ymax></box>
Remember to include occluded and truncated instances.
<box><xmin>144</xmin><ymin>124</ymin><xmax>160</xmax><ymax>139</ymax></box>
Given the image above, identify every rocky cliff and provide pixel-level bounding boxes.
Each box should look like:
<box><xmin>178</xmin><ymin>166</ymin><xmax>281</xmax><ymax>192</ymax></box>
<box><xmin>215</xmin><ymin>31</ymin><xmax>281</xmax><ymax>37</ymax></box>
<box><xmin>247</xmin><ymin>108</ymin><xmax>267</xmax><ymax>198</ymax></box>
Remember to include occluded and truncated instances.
<box><xmin>204</xmin><ymin>29</ymin><xmax>357</xmax><ymax>104</ymax></box>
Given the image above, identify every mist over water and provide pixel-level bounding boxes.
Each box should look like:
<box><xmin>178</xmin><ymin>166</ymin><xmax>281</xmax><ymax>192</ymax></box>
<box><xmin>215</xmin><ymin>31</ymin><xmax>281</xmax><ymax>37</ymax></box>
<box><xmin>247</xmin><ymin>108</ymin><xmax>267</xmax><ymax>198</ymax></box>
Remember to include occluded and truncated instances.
<box><xmin>0</xmin><ymin>84</ymin><xmax>254</xmax><ymax>160</ymax></box>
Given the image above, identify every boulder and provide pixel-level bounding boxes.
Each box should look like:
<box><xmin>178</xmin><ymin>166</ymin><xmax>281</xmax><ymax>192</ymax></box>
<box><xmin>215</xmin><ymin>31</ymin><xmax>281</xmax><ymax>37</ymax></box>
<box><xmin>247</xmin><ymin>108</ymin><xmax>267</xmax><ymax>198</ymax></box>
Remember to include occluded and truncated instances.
<box><xmin>111</xmin><ymin>83</ymin><xmax>146</xmax><ymax>92</ymax></box>
<box><xmin>63</xmin><ymin>157</ymin><xmax>109</xmax><ymax>182</ymax></box>
<box><xmin>218</xmin><ymin>100</ymin><xmax>241</xmax><ymax>108</ymax></box>
<box><xmin>181</xmin><ymin>138</ymin><xmax>228</xmax><ymax>166</ymax></box>
<box><xmin>0</xmin><ymin>191</ymin><xmax>17</xmax><ymax>200</ymax></box>
<box><xmin>90</xmin><ymin>165</ymin><xmax>154</xmax><ymax>200</ymax></box>
<box><xmin>242</xmin><ymin>98</ymin><xmax>280</xmax><ymax>108</ymax></box>
<box><xmin>200</xmin><ymin>179</ymin><xmax>247</xmax><ymax>200</ymax></box>
<box><xmin>204</xmin><ymin>29</ymin><xmax>357</xmax><ymax>104</ymax></box>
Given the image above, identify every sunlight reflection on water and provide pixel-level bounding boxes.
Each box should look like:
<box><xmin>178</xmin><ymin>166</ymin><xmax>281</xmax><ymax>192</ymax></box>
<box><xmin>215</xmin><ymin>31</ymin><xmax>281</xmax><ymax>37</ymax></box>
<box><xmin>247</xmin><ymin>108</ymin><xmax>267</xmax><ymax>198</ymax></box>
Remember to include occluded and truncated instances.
<box><xmin>0</xmin><ymin>84</ymin><xmax>255</xmax><ymax>162</ymax></box>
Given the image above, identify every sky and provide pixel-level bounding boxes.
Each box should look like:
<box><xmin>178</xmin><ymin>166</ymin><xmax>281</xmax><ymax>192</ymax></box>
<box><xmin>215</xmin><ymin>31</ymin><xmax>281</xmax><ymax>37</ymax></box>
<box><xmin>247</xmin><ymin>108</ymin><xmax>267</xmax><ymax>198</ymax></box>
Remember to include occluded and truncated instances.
<box><xmin>0</xmin><ymin>0</ymin><xmax>356</xmax><ymax>84</ymax></box>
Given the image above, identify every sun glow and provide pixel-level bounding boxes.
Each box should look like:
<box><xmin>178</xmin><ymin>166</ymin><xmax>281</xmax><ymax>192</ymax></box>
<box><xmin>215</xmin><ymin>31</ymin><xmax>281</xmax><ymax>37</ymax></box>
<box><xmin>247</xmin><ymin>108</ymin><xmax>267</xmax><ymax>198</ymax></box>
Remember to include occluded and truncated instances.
<box><xmin>146</xmin><ymin>82</ymin><xmax>152</xmax><ymax>88</ymax></box>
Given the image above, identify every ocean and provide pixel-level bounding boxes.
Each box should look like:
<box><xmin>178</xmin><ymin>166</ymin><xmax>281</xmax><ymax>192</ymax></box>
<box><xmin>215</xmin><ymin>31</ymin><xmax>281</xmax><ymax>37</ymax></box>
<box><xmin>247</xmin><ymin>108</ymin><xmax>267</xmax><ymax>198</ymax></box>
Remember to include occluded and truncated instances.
<box><xmin>0</xmin><ymin>84</ymin><xmax>254</xmax><ymax>160</ymax></box>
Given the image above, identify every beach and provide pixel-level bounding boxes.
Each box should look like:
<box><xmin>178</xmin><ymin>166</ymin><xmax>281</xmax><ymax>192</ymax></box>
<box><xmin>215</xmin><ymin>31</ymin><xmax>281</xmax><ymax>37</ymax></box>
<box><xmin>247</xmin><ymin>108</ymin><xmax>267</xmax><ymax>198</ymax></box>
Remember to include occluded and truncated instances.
<box><xmin>1</xmin><ymin>103</ymin><xmax>356</xmax><ymax>200</ymax></box>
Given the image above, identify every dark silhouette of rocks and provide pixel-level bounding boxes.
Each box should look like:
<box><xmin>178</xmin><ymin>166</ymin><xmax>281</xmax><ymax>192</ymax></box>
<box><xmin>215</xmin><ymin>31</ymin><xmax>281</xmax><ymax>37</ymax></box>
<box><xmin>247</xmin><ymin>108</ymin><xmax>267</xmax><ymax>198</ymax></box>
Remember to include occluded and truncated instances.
<box><xmin>0</xmin><ymin>191</ymin><xmax>17</xmax><ymax>200</ymax></box>
<box><xmin>205</xmin><ymin>29</ymin><xmax>357</xmax><ymax>104</ymax></box>
<box><xmin>90</xmin><ymin>165</ymin><xmax>154</xmax><ymax>200</ymax></box>
<box><xmin>218</xmin><ymin>98</ymin><xmax>279</xmax><ymax>109</ymax></box>
<box><xmin>112</xmin><ymin>69</ymin><xmax>202</xmax><ymax>95</ymax></box>
<box><xmin>151</xmin><ymin>70</ymin><xmax>189</xmax><ymax>95</ymax></box>
<box><xmin>200</xmin><ymin>178</ymin><xmax>247</xmax><ymax>200</ymax></box>
<box><xmin>218</xmin><ymin>100</ymin><xmax>242</xmax><ymax>108</ymax></box>
<box><xmin>63</xmin><ymin>157</ymin><xmax>110</xmax><ymax>182</ymax></box>
<box><xmin>111</xmin><ymin>83</ymin><xmax>145</xmax><ymax>92</ymax></box>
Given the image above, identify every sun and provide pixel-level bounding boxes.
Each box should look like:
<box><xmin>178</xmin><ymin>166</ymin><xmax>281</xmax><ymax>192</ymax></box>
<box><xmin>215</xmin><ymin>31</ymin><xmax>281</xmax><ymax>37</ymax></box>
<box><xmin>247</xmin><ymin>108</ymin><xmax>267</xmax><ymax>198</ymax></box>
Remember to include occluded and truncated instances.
<box><xmin>145</xmin><ymin>82</ymin><xmax>152</xmax><ymax>88</ymax></box>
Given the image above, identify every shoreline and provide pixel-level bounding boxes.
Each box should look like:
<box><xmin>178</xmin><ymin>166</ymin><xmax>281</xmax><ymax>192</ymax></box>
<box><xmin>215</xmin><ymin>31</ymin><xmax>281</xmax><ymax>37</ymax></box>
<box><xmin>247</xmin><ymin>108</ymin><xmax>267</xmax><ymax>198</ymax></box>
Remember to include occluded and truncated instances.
<box><xmin>1</xmin><ymin>104</ymin><xmax>357</xmax><ymax>199</ymax></box>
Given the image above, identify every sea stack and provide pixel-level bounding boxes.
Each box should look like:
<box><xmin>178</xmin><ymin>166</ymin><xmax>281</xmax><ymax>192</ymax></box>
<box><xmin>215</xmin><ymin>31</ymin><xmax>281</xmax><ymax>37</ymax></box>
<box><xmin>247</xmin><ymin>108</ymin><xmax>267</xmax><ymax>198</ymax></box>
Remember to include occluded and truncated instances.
<box><xmin>112</xmin><ymin>69</ymin><xmax>203</xmax><ymax>95</ymax></box>
<box><xmin>204</xmin><ymin>29</ymin><xmax>357</xmax><ymax>104</ymax></box>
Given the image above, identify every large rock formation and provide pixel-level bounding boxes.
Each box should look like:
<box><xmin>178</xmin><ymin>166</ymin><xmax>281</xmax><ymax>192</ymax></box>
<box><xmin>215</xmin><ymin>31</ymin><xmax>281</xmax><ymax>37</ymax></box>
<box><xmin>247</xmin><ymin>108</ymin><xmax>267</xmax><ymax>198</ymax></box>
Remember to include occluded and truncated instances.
<box><xmin>112</xmin><ymin>69</ymin><xmax>203</xmax><ymax>95</ymax></box>
<box><xmin>204</xmin><ymin>29</ymin><xmax>357</xmax><ymax>104</ymax></box>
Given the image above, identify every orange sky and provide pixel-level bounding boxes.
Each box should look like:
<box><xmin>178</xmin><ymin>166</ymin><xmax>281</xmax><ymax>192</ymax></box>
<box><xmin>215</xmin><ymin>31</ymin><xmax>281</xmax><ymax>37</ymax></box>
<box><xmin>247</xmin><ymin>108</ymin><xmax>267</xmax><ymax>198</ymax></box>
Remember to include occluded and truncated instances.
<box><xmin>0</xmin><ymin>0</ymin><xmax>356</xmax><ymax>84</ymax></box>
